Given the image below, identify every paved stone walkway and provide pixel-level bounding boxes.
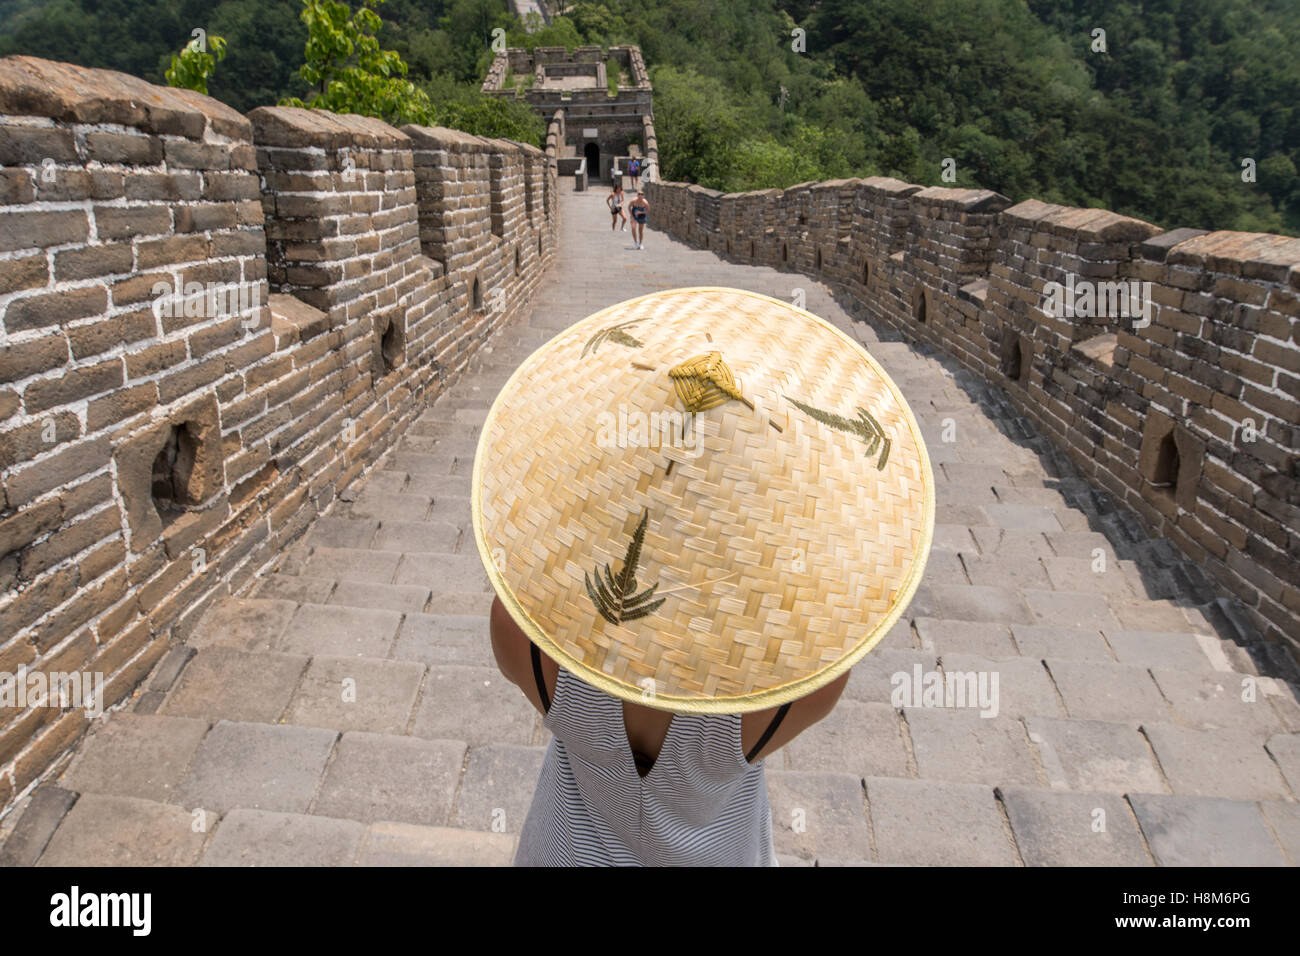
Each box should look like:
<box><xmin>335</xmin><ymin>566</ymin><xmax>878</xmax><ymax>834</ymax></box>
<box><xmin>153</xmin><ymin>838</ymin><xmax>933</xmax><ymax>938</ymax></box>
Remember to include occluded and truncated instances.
<box><xmin>6</xmin><ymin>189</ymin><xmax>1300</xmax><ymax>866</ymax></box>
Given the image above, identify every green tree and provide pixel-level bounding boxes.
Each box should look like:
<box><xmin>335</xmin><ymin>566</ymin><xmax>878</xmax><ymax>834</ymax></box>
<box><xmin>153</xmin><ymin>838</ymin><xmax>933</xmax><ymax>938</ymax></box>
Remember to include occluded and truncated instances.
<box><xmin>165</xmin><ymin>32</ymin><xmax>227</xmax><ymax>95</ymax></box>
<box><xmin>280</xmin><ymin>0</ymin><xmax>434</xmax><ymax>127</ymax></box>
<box><xmin>421</xmin><ymin>73</ymin><xmax>545</xmax><ymax>144</ymax></box>
<box><xmin>650</xmin><ymin>65</ymin><xmax>739</xmax><ymax>188</ymax></box>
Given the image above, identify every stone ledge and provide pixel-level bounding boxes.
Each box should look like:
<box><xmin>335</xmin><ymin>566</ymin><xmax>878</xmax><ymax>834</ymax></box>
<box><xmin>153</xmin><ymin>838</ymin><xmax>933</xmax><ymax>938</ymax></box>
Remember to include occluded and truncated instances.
<box><xmin>1073</xmin><ymin>332</ymin><xmax>1118</xmax><ymax>367</ymax></box>
<box><xmin>0</xmin><ymin>55</ymin><xmax>250</xmax><ymax>141</ymax></box>
<box><xmin>1165</xmin><ymin>230</ymin><xmax>1300</xmax><ymax>282</ymax></box>
<box><xmin>249</xmin><ymin>105</ymin><xmax>409</xmax><ymax>150</ymax></box>
<box><xmin>859</xmin><ymin>176</ymin><xmax>924</xmax><ymax>196</ymax></box>
<box><xmin>269</xmin><ymin>292</ymin><xmax>329</xmax><ymax>345</ymax></box>
<box><xmin>1140</xmin><ymin>227</ymin><xmax>1209</xmax><ymax>262</ymax></box>
<box><xmin>913</xmin><ymin>185</ymin><xmax>1012</xmax><ymax>213</ymax></box>
<box><xmin>1003</xmin><ymin>198</ymin><xmax>1161</xmax><ymax>242</ymax></box>
<box><xmin>401</xmin><ymin>123</ymin><xmax>492</xmax><ymax>153</ymax></box>
<box><xmin>958</xmin><ymin>278</ymin><xmax>989</xmax><ymax>305</ymax></box>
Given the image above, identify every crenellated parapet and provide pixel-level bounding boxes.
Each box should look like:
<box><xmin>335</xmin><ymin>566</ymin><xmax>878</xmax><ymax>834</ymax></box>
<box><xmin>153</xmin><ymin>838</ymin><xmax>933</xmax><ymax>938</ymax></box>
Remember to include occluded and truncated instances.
<box><xmin>0</xmin><ymin>56</ymin><xmax>557</xmax><ymax>806</ymax></box>
<box><xmin>647</xmin><ymin>175</ymin><xmax>1300</xmax><ymax>647</ymax></box>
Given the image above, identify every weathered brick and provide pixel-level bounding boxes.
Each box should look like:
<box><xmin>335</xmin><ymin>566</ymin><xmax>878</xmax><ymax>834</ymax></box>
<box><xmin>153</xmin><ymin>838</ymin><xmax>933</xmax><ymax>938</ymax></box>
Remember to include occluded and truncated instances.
<box><xmin>66</xmin><ymin>310</ymin><xmax>156</xmax><ymax>361</ymax></box>
<box><xmin>0</xmin><ymin>411</ymin><xmax>79</xmax><ymax>470</ymax></box>
<box><xmin>0</xmin><ymin>125</ymin><xmax>77</xmax><ymax>164</ymax></box>
<box><xmin>163</xmin><ymin>139</ymin><xmax>231</xmax><ymax>170</ymax></box>
<box><xmin>93</xmin><ymin>204</ymin><xmax>170</xmax><ymax>239</ymax></box>
<box><xmin>123</xmin><ymin>339</ymin><xmax>186</xmax><ymax>379</ymax></box>
<box><xmin>0</xmin><ymin>333</ymin><xmax>69</xmax><ymax>382</ymax></box>
<box><xmin>30</xmin><ymin>168</ymin><xmax>93</xmax><ymax>201</ymax></box>
<box><xmin>83</xmin><ymin>131</ymin><xmax>163</xmax><ymax>166</ymax></box>
<box><xmin>0</xmin><ymin>497</ymin><xmax>62</xmax><ymax>555</ymax></box>
<box><xmin>3</xmin><ymin>285</ymin><xmax>106</xmax><ymax>333</ymax></box>
<box><xmin>3</xmin><ymin>435</ymin><xmax>112</xmax><ymax>507</ymax></box>
<box><xmin>174</xmin><ymin>203</ymin><xmax>238</xmax><ymax>233</ymax></box>
<box><xmin>123</xmin><ymin>171</ymin><xmax>203</xmax><ymax>202</ymax></box>
<box><xmin>136</xmin><ymin>233</ymin><xmax>209</xmax><ymax>269</ymax></box>
<box><xmin>21</xmin><ymin>358</ymin><xmax>123</xmax><ymax>413</ymax></box>
<box><xmin>0</xmin><ymin>252</ymin><xmax>48</xmax><ymax>295</ymax></box>
<box><xmin>0</xmin><ymin>167</ymin><xmax>35</xmax><ymax>204</ymax></box>
<box><xmin>17</xmin><ymin>506</ymin><xmax>121</xmax><ymax>580</ymax></box>
<box><xmin>53</xmin><ymin>243</ymin><xmax>133</xmax><ymax>281</ymax></box>
<box><xmin>0</xmin><ymin>208</ymin><xmax>89</xmax><ymax>253</ymax></box>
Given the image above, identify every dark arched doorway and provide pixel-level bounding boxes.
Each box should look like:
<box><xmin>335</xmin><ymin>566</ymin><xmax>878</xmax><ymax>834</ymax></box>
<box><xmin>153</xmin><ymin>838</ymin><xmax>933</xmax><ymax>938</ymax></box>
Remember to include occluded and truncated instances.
<box><xmin>583</xmin><ymin>142</ymin><xmax>600</xmax><ymax>181</ymax></box>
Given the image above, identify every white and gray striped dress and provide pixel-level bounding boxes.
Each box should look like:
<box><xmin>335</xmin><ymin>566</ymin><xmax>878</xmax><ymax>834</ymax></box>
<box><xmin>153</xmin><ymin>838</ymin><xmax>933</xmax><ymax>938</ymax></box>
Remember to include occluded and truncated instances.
<box><xmin>514</xmin><ymin>663</ymin><xmax>779</xmax><ymax>866</ymax></box>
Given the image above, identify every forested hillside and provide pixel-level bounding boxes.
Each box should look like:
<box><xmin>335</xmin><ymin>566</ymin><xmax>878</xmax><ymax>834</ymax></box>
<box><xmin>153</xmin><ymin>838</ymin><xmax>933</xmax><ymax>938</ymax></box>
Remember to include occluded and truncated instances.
<box><xmin>1</xmin><ymin>0</ymin><xmax>1296</xmax><ymax>235</ymax></box>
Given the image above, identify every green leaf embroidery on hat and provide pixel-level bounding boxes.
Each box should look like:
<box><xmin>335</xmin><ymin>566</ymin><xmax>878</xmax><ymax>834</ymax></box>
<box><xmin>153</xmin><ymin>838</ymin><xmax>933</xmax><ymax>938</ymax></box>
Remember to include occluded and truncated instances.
<box><xmin>585</xmin><ymin>508</ymin><xmax>666</xmax><ymax>625</ymax></box>
<box><xmin>784</xmin><ymin>395</ymin><xmax>892</xmax><ymax>470</ymax></box>
<box><xmin>582</xmin><ymin>318</ymin><xmax>645</xmax><ymax>356</ymax></box>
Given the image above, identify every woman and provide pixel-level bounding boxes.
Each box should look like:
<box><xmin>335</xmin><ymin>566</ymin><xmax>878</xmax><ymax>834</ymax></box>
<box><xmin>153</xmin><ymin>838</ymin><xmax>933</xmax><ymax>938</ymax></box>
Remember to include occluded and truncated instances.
<box><xmin>473</xmin><ymin>287</ymin><xmax>934</xmax><ymax>866</ymax></box>
<box><xmin>490</xmin><ymin>597</ymin><xmax>851</xmax><ymax>865</ymax></box>
<box><xmin>607</xmin><ymin>182</ymin><xmax>626</xmax><ymax>231</ymax></box>
<box><xmin>628</xmin><ymin>189</ymin><xmax>649</xmax><ymax>249</ymax></box>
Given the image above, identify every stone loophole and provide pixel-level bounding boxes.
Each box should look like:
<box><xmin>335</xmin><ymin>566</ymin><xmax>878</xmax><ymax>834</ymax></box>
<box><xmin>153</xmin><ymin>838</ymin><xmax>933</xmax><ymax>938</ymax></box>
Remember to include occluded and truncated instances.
<box><xmin>373</xmin><ymin>310</ymin><xmax>405</xmax><ymax>375</ymax></box>
<box><xmin>472</xmin><ymin>276</ymin><xmax>484</xmax><ymax>312</ymax></box>
<box><xmin>1137</xmin><ymin>412</ymin><xmax>1203</xmax><ymax>510</ymax></box>
<box><xmin>381</xmin><ymin>321</ymin><xmax>402</xmax><ymax>372</ymax></box>
<box><xmin>815</xmin><ymin>248</ymin><xmax>823</xmax><ymax>271</ymax></box>
<box><xmin>514</xmin><ymin>244</ymin><xmax>522</xmax><ymax>275</ymax></box>
<box><xmin>1000</xmin><ymin>330</ymin><xmax>1030</xmax><ymax>382</ymax></box>
<box><xmin>782</xmin><ymin>242</ymin><xmax>789</xmax><ymax>263</ymax></box>
<box><xmin>151</xmin><ymin>422</ymin><xmax>200</xmax><ymax>523</ymax></box>
<box><xmin>1150</xmin><ymin>431</ymin><xmax>1180</xmax><ymax>492</ymax></box>
<box><xmin>913</xmin><ymin>288</ymin><xmax>928</xmax><ymax>323</ymax></box>
<box><xmin>862</xmin><ymin>260</ymin><xmax>870</xmax><ymax>285</ymax></box>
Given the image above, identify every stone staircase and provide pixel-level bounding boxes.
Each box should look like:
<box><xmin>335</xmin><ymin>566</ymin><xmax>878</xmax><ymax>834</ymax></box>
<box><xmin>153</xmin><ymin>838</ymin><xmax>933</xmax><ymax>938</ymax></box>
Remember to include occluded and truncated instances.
<box><xmin>3</xmin><ymin>189</ymin><xmax>1297</xmax><ymax>866</ymax></box>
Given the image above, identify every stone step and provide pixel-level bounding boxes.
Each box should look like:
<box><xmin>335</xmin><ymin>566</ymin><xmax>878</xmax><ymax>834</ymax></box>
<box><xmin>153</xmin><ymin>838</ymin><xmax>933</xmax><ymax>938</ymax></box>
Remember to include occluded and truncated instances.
<box><xmin>10</xmin><ymin>787</ymin><xmax>517</xmax><ymax>866</ymax></box>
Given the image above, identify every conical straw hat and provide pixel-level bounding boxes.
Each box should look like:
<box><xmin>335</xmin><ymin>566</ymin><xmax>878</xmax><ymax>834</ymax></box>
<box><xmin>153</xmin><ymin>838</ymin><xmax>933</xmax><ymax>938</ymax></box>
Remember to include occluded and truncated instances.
<box><xmin>472</xmin><ymin>287</ymin><xmax>934</xmax><ymax>714</ymax></box>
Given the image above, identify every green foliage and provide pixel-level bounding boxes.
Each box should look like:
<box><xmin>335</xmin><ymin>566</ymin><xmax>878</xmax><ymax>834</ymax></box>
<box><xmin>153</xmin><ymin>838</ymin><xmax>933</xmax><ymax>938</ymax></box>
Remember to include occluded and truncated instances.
<box><xmin>505</xmin><ymin>13</ymin><xmax>584</xmax><ymax>52</ymax></box>
<box><xmin>165</xmin><ymin>32</ymin><xmax>227</xmax><ymax>95</ymax></box>
<box><xmin>420</xmin><ymin>73</ymin><xmax>545</xmax><ymax>143</ymax></box>
<box><xmin>2</xmin><ymin>0</ymin><xmax>1296</xmax><ymax>232</ymax></box>
<box><xmin>279</xmin><ymin>0</ymin><xmax>434</xmax><ymax>127</ymax></box>
<box><xmin>650</xmin><ymin>65</ymin><xmax>739</xmax><ymax>187</ymax></box>
<box><xmin>559</xmin><ymin>0</ymin><xmax>1298</xmax><ymax>234</ymax></box>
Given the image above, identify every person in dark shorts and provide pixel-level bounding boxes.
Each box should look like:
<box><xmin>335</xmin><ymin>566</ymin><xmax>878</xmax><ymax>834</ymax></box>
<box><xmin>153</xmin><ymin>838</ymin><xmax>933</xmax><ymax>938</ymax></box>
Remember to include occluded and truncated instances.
<box><xmin>607</xmin><ymin>182</ymin><xmax>626</xmax><ymax>231</ymax></box>
<box><xmin>627</xmin><ymin>156</ymin><xmax>640</xmax><ymax>189</ymax></box>
<box><xmin>629</xmin><ymin>190</ymin><xmax>649</xmax><ymax>249</ymax></box>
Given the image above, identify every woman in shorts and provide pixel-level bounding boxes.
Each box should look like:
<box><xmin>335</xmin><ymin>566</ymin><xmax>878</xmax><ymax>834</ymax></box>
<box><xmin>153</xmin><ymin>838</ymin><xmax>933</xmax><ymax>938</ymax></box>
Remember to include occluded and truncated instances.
<box><xmin>607</xmin><ymin>183</ymin><xmax>626</xmax><ymax>231</ymax></box>
<box><xmin>629</xmin><ymin>190</ymin><xmax>649</xmax><ymax>249</ymax></box>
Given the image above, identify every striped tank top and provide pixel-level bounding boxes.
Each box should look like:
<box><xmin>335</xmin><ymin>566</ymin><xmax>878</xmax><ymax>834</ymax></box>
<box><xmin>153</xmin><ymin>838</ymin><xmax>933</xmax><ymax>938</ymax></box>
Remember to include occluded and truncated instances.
<box><xmin>514</xmin><ymin>658</ymin><xmax>781</xmax><ymax>866</ymax></box>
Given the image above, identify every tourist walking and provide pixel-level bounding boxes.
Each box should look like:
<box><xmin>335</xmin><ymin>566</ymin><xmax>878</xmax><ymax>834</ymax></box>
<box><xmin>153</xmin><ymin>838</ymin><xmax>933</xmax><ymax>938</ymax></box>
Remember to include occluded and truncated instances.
<box><xmin>607</xmin><ymin>182</ymin><xmax>626</xmax><ymax>231</ymax></box>
<box><xmin>629</xmin><ymin>190</ymin><xmax>649</xmax><ymax>248</ymax></box>
<box><xmin>474</xmin><ymin>287</ymin><xmax>935</xmax><ymax>866</ymax></box>
<box><xmin>627</xmin><ymin>156</ymin><xmax>640</xmax><ymax>189</ymax></box>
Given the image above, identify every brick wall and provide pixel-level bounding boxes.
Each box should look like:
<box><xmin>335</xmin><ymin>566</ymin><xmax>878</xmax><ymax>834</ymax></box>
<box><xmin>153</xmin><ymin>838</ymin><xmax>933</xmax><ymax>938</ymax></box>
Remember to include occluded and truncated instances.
<box><xmin>646</xmin><ymin>176</ymin><xmax>1300</xmax><ymax>648</ymax></box>
<box><xmin>0</xmin><ymin>56</ymin><xmax>557</xmax><ymax>810</ymax></box>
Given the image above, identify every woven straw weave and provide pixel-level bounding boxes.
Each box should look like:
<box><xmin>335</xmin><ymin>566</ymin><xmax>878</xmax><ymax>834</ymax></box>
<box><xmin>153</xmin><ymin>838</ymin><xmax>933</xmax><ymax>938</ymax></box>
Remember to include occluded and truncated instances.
<box><xmin>472</xmin><ymin>287</ymin><xmax>934</xmax><ymax>714</ymax></box>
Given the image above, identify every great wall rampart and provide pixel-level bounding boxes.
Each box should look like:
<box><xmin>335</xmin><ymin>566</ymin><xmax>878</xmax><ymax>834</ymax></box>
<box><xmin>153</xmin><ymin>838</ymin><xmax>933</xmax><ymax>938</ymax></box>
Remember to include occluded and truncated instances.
<box><xmin>645</xmin><ymin>176</ymin><xmax>1300</xmax><ymax>650</ymax></box>
<box><xmin>2</xmin><ymin>46</ymin><xmax>1299</xmax><ymax>822</ymax></box>
<box><xmin>0</xmin><ymin>56</ymin><xmax>562</xmax><ymax>809</ymax></box>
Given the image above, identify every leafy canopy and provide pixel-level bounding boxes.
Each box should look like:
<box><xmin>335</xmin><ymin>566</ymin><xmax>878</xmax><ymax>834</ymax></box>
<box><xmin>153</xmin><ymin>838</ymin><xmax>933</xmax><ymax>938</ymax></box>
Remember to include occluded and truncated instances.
<box><xmin>165</xmin><ymin>32</ymin><xmax>227</xmax><ymax>95</ymax></box>
<box><xmin>279</xmin><ymin>0</ymin><xmax>434</xmax><ymax>127</ymax></box>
